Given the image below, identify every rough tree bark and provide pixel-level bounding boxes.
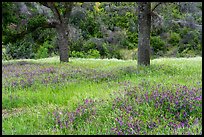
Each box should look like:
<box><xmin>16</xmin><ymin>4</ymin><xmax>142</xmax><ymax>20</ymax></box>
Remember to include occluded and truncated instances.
<box><xmin>138</xmin><ymin>2</ymin><xmax>151</xmax><ymax>66</ymax></box>
<box><xmin>42</xmin><ymin>2</ymin><xmax>73</xmax><ymax>63</ymax></box>
<box><xmin>56</xmin><ymin>23</ymin><xmax>69</xmax><ymax>62</ymax></box>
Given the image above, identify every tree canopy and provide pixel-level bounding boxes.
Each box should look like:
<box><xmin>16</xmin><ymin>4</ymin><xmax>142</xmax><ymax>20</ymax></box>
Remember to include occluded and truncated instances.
<box><xmin>2</xmin><ymin>2</ymin><xmax>202</xmax><ymax>63</ymax></box>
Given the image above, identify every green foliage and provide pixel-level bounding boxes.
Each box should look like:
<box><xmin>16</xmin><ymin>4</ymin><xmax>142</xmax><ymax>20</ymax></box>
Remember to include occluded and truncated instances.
<box><xmin>78</xmin><ymin>11</ymin><xmax>103</xmax><ymax>39</ymax></box>
<box><xmin>2</xmin><ymin>2</ymin><xmax>202</xmax><ymax>60</ymax></box>
<box><xmin>99</xmin><ymin>43</ymin><xmax>109</xmax><ymax>57</ymax></box>
<box><xmin>177</xmin><ymin>28</ymin><xmax>201</xmax><ymax>57</ymax></box>
<box><xmin>125</xmin><ymin>32</ymin><xmax>138</xmax><ymax>49</ymax></box>
<box><xmin>179</xmin><ymin>27</ymin><xmax>191</xmax><ymax>36</ymax></box>
<box><xmin>150</xmin><ymin>36</ymin><xmax>166</xmax><ymax>53</ymax></box>
<box><xmin>27</xmin><ymin>15</ymin><xmax>46</xmax><ymax>31</ymax></box>
<box><xmin>82</xmin><ymin>40</ymin><xmax>97</xmax><ymax>52</ymax></box>
<box><xmin>121</xmin><ymin>40</ymin><xmax>135</xmax><ymax>50</ymax></box>
<box><xmin>70</xmin><ymin>39</ymin><xmax>84</xmax><ymax>52</ymax></box>
<box><xmin>178</xmin><ymin>47</ymin><xmax>197</xmax><ymax>57</ymax></box>
<box><xmin>168</xmin><ymin>32</ymin><xmax>180</xmax><ymax>46</ymax></box>
<box><xmin>35</xmin><ymin>41</ymin><xmax>52</xmax><ymax>59</ymax></box>
<box><xmin>172</xmin><ymin>7</ymin><xmax>182</xmax><ymax>19</ymax></box>
<box><xmin>119</xmin><ymin>48</ymin><xmax>137</xmax><ymax>60</ymax></box>
<box><xmin>5</xmin><ymin>35</ymin><xmax>36</xmax><ymax>59</ymax></box>
<box><xmin>86</xmin><ymin>49</ymin><xmax>100</xmax><ymax>58</ymax></box>
<box><xmin>100</xmin><ymin>43</ymin><xmax>122</xmax><ymax>59</ymax></box>
<box><xmin>71</xmin><ymin>49</ymin><xmax>100</xmax><ymax>59</ymax></box>
<box><xmin>2</xmin><ymin>47</ymin><xmax>13</xmax><ymax>61</ymax></box>
<box><xmin>2</xmin><ymin>2</ymin><xmax>19</xmax><ymax>28</ymax></box>
<box><xmin>99</xmin><ymin>2</ymin><xmax>137</xmax><ymax>31</ymax></box>
<box><xmin>35</xmin><ymin>46</ymin><xmax>48</xmax><ymax>59</ymax></box>
<box><xmin>71</xmin><ymin>51</ymin><xmax>86</xmax><ymax>58</ymax></box>
<box><xmin>32</xmin><ymin>28</ymin><xmax>57</xmax><ymax>55</ymax></box>
<box><xmin>81</xmin><ymin>40</ymin><xmax>122</xmax><ymax>59</ymax></box>
<box><xmin>114</xmin><ymin>12</ymin><xmax>131</xmax><ymax>29</ymax></box>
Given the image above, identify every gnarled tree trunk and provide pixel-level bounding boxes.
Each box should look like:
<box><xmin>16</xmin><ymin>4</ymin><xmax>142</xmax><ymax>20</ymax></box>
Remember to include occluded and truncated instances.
<box><xmin>56</xmin><ymin>23</ymin><xmax>69</xmax><ymax>62</ymax></box>
<box><xmin>138</xmin><ymin>2</ymin><xmax>151</xmax><ymax>66</ymax></box>
<box><xmin>39</xmin><ymin>2</ymin><xmax>74</xmax><ymax>63</ymax></box>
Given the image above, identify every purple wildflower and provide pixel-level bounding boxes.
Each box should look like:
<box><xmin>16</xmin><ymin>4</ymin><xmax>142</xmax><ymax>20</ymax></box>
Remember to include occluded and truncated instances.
<box><xmin>181</xmin><ymin>122</ymin><xmax>185</xmax><ymax>128</ymax></box>
<box><xmin>193</xmin><ymin>118</ymin><xmax>198</xmax><ymax>125</ymax></box>
<box><xmin>85</xmin><ymin>99</ymin><xmax>89</xmax><ymax>104</ymax></box>
<box><xmin>116</xmin><ymin>117</ymin><xmax>123</xmax><ymax>126</ymax></box>
<box><xmin>60</xmin><ymin>123</ymin><xmax>63</xmax><ymax>129</ymax></box>
<box><xmin>11</xmin><ymin>81</ymin><xmax>18</xmax><ymax>87</ymax></box>
<box><xmin>127</xmin><ymin>122</ymin><xmax>133</xmax><ymax>128</ymax></box>
<box><xmin>183</xmin><ymin>111</ymin><xmax>187</xmax><ymax>117</ymax></box>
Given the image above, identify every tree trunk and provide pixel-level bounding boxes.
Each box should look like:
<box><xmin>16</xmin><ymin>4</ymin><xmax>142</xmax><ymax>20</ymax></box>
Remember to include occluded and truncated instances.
<box><xmin>56</xmin><ymin>23</ymin><xmax>69</xmax><ymax>62</ymax></box>
<box><xmin>138</xmin><ymin>2</ymin><xmax>151</xmax><ymax>66</ymax></box>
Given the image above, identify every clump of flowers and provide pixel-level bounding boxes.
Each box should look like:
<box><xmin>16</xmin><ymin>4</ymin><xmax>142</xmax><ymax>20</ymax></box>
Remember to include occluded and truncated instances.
<box><xmin>47</xmin><ymin>99</ymin><xmax>97</xmax><ymax>133</ymax></box>
<box><xmin>110</xmin><ymin>81</ymin><xmax>202</xmax><ymax>135</ymax></box>
<box><xmin>2</xmin><ymin>63</ymin><xmax>123</xmax><ymax>89</ymax></box>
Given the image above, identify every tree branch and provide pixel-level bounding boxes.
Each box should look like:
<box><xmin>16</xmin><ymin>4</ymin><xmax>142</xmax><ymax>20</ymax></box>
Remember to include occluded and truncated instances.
<box><xmin>48</xmin><ymin>2</ymin><xmax>63</xmax><ymax>23</ymax></box>
<box><xmin>3</xmin><ymin>20</ymin><xmax>57</xmax><ymax>44</ymax></box>
<box><xmin>39</xmin><ymin>2</ymin><xmax>63</xmax><ymax>23</ymax></box>
<box><xmin>151</xmin><ymin>2</ymin><xmax>162</xmax><ymax>12</ymax></box>
<box><xmin>39</xmin><ymin>2</ymin><xmax>51</xmax><ymax>9</ymax></box>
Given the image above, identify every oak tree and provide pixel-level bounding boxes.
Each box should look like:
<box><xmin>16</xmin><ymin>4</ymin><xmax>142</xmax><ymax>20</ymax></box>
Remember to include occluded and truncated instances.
<box><xmin>3</xmin><ymin>2</ymin><xmax>75</xmax><ymax>62</ymax></box>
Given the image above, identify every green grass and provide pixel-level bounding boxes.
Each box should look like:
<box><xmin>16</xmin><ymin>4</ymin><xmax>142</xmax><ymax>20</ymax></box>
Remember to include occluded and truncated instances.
<box><xmin>2</xmin><ymin>56</ymin><xmax>202</xmax><ymax>135</ymax></box>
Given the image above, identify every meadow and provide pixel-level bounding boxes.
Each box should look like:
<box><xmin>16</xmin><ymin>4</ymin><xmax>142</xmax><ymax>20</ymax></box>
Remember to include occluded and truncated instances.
<box><xmin>2</xmin><ymin>57</ymin><xmax>202</xmax><ymax>135</ymax></box>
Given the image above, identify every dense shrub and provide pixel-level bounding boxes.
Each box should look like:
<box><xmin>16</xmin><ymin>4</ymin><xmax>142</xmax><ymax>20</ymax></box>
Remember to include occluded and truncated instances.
<box><xmin>78</xmin><ymin>11</ymin><xmax>103</xmax><ymax>39</ymax></box>
<box><xmin>70</xmin><ymin>39</ymin><xmax>84</xmax><ymax>52</ymax></box>
<box><xmin>82</xmin><ymin>38</ymin><xmax>104</xmax><ymax>52</ymax></box>
<box><xmin>177</xmin><ymin>28</ymin><xmax>201</xmax><ymax>57</ymax></box>
<box><xmin>86</xmin><ymin>49</ymin><xmax>100</xmax><ymax>58</ymax></box>
<box><xmin>168</xmin><ymin>32</ymin><xmax>181</xmax><ymax>46</ymax></box>
<box><xmin>35</xmin><ymin>41</ymin><xmax>53</xmax><ymax>59</ymax></box>
<box><xmin>121</xmin><ymin>40</ymin><xmax>135</xmax><ymax>50</ymax></box>
<box><xmin>81</xmin><ymin>39</ymin><xmax>122</xmax><ymax>59</ymax></box>
<box><xmin>101</xmin><ymin>43</ymin><xmax>122</xmax><ymax>59</ymax></box>
<box><xmin>104</xmin><ymin>29</ymin><xmax>127</xmax><ymax>48</ymax></box>
<box><xmin>71</xmin><ymin>51</ymin><xmax>86</xmax><ymax>58</ymax></box>
<box><xmin>5</xmin><ymin>35</ymin><xmax>36</xmax><ymax>59</ymax></box>
<box><xmin>125</xmin><ymin>32</ymin><xmax>138</xmax><ymax>49</ymax></box>
<box><xmin>98</xmin><ymin>42</ymin><xmax>109</xmax><ymax>58</ymax></box>
<box><xmin>71</xmin><ymin>49</ymin><xmax>100</xmax><ymax>59</ymax></box>
<box><xmin>70</xmin><ymin>7</ymin><xmax>87</xmax><ymax>27</ymax></box>
<box><xmin>119</xmin><ymin>48</ymin><xmax>137</xmax><ymax>60</ymax></box>
<box><xmin>150</xmin><ymin>36</ymin><xmax>166</xmax><ymax>53</ymax></box>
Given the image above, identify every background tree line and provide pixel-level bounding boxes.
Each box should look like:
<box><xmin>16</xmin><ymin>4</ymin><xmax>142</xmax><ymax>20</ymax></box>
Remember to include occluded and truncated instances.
<box><xmin>2</xmin><ymin>2</ymin><xmax>202</xmax><ymax>64</ymax></box>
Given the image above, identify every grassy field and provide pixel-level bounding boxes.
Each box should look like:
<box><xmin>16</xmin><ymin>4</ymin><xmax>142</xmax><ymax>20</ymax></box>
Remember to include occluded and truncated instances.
<box><xmin>2</xmin><ymin>57</ymin><xmax>202</xmax><ymax>135</ymax></box>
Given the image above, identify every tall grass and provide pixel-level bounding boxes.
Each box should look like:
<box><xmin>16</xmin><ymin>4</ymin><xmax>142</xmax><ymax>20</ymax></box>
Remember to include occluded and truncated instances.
<box><xmin>2</xmin><ymin>57</ymin><xmax>202</xmax><ymax>135</ymax></box>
